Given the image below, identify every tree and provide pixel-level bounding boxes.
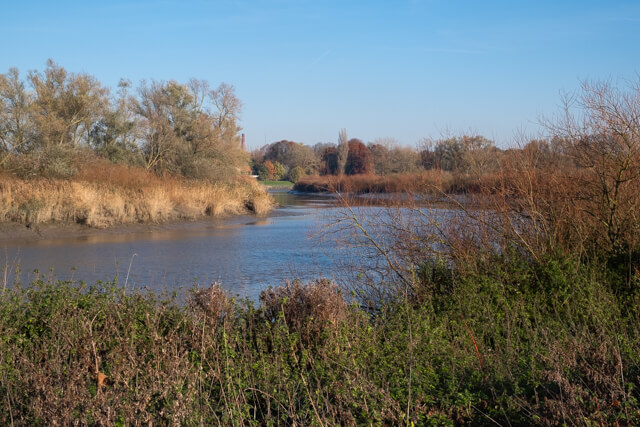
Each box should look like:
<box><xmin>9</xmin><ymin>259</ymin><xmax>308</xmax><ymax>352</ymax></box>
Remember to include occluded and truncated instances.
<box><xmin>28</xmin><ymin>59</ymin><xmax>109</xmax><ymax>149</ymax></box>
<box><xmin>545</xmin><ymin>79</ymin><xmax>640</xmax><ymax>259</ymax></box>
<box><xmin>136</xmin><ymin>79</ymin><xmax>247</xmax><ymax>180</ymax></box>
<box><xmin>0</xmin><ymin>67</ymin><xmax>35</xmax><ymax>161</ymax></box>
<box><xmin>287</xmin><ymin>165</ymin><xmax>306</xmax><ymax>183</ymax></box>
<box><xmin>345</xmin><ymin>138</ymin><xmax>372</xmax><ymax>175</ymax></box>
<box><xmin>209</xmin><ymin>82</ymin><xmax>242</xmax><ymax>146</ymax></box>
<box><xmin>367</xmin><ymin>142</ymin><xmax>390</xmax><ymax>174</ymax></box>
<box><xmin>89</xmin><ymin>79</ymin><xmax>142</xmax><ymax>165</ymax></box>
<box><xmin>368</xmin><ymin>138</ymin><xmax>421</xmax><ymax>175</ymax></box>
<box><xmin>337</xmin><ymin>128</ymin><xmax>348</xmax><ymax>175</ymax></box>
<box><xmin>136</xmin><ymin>80</ymin><xmax>184</xmax><ymax>172</ymax></box>
<box><xmin>320</xmin><ymin>146</ymin><xmax>339</xmax><ymax>175</ymax></box>
<box><xmin>260</xmin><ymin>140</ymin><xmax>320</xmax><ymax>174</ymax></box>
<box><xmin>420</xmin><ymin>135</ymin><xmax>499</xmax><ymax>174</ymax></box>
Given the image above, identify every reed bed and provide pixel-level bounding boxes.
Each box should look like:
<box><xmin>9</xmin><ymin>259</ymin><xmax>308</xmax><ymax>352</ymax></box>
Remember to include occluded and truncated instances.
<box><xmin>293</xmin><ymin>170</ymin><xmax>497</xmax><ymax>195</ymax></box>
<box><xmin>0</xmin><ymin>160</ymin><xmax>272</xmax><ymax>228</ymax></box>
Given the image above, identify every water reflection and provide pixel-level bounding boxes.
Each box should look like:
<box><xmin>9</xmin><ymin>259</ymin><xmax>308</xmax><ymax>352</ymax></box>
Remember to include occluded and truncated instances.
<box><xmin>2</xmin><ymin>192</ymin><xmax>344</xmax><ymax>301</ymax></box>
<box><xmin>2</xmin><ymin>191</ymin><xmax>459</xmax><ymax>301</ymax></box>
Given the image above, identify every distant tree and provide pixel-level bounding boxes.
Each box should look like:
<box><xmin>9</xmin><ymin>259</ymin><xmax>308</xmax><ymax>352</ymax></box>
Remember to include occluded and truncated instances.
<box><xmin>320</xmin><ymin>146</ymin><xmax>339</xmax><ymax>175</ymax></box>
<box><xmin>209</xmin><ymin>82</ymin><xmax>243</xmax><ymax>147</ymax></box>
<box><xmin>368</xmin><ymin>138</ymin><xmax>420</xmax><ymax>175</ymax></box>
<box><xmin>272</xmin><ymin>161</ymin><xmax>286</xmax><ymax>180</ymax></box>
<box><xmin>258</xmin><ymin>160</ymin><xmax>286</xmax><ymax>181</ymax></box>
<box><xmin>420</xmin><ymin>135</ymin><xmax>499</xmax><ymax>174</ymax></box>
<box><xmin>345</xmin><ymin>138</ymin><xmax>372</xmax><ymax>175</ymax></box>
<box><xmin>418</xmin><ymin>139</ymin><xmax>438</xmax><ymax>169</ymax></box>
<box><xmin>257</xmin><ymin>161</ymin><xmax>271</xmax><ymax>180</ymax></box>
<box><xmin>261</xmin><ymin>140</ymin><xmax>319</xmax><ymax>174</ymax></box>
<box><xmin>287</xmin><ymin>165</ymin><xmax>306</xmax><ymax>183</ymax></box>
<box><xmin>337</xmin><ymin>128</ymin><xmax>348</xmax><ymax>175</ymax></box>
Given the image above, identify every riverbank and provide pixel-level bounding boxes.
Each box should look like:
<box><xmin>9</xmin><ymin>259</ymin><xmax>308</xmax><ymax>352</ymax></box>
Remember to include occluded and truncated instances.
<box><xmin>259</xmin><ymin>180</ymin><xmax>294</xmax><ymax>191</ymax></box>
<box><xmin>0</xmin><ymin>159</ymin><xmax>273</xmax><ymax>231</ymax></box>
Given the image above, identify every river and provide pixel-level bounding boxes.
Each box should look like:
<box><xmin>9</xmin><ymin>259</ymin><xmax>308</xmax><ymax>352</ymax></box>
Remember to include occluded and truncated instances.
<box><xmin>2</xmin><ymin>191</ymin><xmax>352</xmax><ymax>301</ymax></box>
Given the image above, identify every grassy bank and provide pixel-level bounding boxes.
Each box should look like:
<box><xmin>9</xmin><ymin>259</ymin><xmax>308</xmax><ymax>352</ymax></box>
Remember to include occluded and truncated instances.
<box><xmin>1</xmin><ymin>253</ymin><xmax>638</xmax><ymax>425</ymax></box>
<box><xmin>0</xmin><ymin>158</ymin><xmax>273</xmax><ymax>228</ymax></box>
<box><xmin>260</xmin><ymin>180</ymin><xmax>294</xmax><ymax>190</ymax></box>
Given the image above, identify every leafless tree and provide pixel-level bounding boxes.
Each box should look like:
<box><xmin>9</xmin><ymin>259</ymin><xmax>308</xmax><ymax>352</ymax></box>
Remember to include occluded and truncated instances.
<box><xmin>0</xmin><ymin>67</ymin><xmax>35</xmax><ymax>161</ymax></box>
<box><xmin>337</xmin><ymin>128</ymin><xmax>348</xmax><ymax>175</ymax></box>
<box><xmin>28</xmin><ymin>59</ymin><xmax>109</xmax><ymax>149</ymax></box>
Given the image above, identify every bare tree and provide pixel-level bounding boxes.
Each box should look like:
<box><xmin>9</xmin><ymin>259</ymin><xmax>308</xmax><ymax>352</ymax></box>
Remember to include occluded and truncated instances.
<box><xmin>28</xmin><ymin>59</ymin><xmax>109</xmax><ymax>149</ymax></box>
<box><xmin>209</xmin><ymin>82</ymin><xmax>242</xmax><ymax>145</ymax></box>
<box><xmin>337</xmin><ymin>128</ymin><xmax>348</xmax><ymax>175</ymax></box>
<box><xmin>136</xmin><ymin>79</ymin><xmax>247</xmax><ymax>180</ymax></box>
<box><xmin>89</xmin><ymin>79</ymin><xmax>142</xmax><ymax>165</ymax></box>
<box><xmin>544</xmin><ymin>79</ymin><xmax>640</xmax><ymax>258</ymax></box>
<box><xmin>0</xmin><ymin>67</ymin><xmax>35</xmax><ymax>161</ymax></box>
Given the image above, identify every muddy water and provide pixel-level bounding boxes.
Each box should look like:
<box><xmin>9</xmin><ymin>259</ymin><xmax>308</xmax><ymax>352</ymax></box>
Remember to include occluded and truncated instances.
<box><xmin>1</xmin><ymin>191</ymin><xmax>348</xmax><ymax>301</ymax></box>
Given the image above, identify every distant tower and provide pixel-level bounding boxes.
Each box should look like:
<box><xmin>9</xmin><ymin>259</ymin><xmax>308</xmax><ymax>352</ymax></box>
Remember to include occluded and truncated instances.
<box><xmin>241</xmin><ymin>133</ymin><xmax>246</xmax><ymax>151</ymax></box>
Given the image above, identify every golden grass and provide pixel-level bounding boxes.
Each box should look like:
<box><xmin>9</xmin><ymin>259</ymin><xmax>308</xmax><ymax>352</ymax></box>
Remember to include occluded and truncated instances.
<box><xmin>0</xmin><ymin>160</ymin><xmax>272</xmax><ymax>228</ymax></box>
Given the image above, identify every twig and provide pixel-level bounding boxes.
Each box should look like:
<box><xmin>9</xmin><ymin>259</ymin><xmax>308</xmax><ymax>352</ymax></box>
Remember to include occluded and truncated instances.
<box><xmin>124</xmin><ymin>253</ymin><xmax>137</xmax><ymax>292</ymax></box>
<box><xmin>461</xmin><ymin>314</ymin><xmax>485</xmax><ymax>375</ymax></box>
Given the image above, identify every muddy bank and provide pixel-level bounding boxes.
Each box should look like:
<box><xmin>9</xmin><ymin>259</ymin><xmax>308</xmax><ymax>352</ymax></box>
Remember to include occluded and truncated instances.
<box><xmin>0</xmin><ymin>214</ymin><xmax>274</xmax><ymax>246</ymax></box>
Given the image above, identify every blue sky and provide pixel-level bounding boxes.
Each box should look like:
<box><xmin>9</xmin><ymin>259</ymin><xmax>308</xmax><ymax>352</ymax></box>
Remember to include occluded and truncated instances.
<box><xmin>1</xmin><ymin>0</ymin><xmax>639</xmax><ymax>149</ymax></box>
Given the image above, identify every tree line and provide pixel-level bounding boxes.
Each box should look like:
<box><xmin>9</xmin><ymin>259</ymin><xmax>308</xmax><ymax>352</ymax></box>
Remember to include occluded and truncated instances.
<box><xmin>250</xmin><ymin>130</ymin><xmax>507</xmax><ymax>182</ymax></box>
<box><xmin>0</xmin><ymin>60</ymin><xmax>247</xmax><ymax>181</ymax></box>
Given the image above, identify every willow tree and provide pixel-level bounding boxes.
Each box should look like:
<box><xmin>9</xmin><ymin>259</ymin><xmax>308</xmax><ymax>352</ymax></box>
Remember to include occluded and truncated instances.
<box><xmin>89</xmin><ymin>79</ymin><xmax>142</xmax><ymax>166</ymax></box>
<box><xmin>136</xmin><ymin>79</ymin><xmax>247</xmax><ymax>181</ymax></box>
<box><xmin>0</xmin><ymin>67</ymin><xmax>35</xmax><ymax>162</ymax></box>
<box><xmin>28</xmin><ymin>59</ymin><xmax>109</xmax><ymax>149</ymax></box>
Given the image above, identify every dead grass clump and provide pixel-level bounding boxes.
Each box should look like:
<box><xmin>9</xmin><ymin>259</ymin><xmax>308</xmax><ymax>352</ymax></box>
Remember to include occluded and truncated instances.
<box><xmin>189</xmin><ymin>282</ymin><xmax>233</xmax><ymax>326</ymax></box>
<box><xmin>0</xmin><ymin>166</ymin><xmax>273</xmax><ymax>227</ymax></box>
<box><xmin>260</xmin><ymin>279</ymin><xmax>348</xmax><ymax>339</ymax></box>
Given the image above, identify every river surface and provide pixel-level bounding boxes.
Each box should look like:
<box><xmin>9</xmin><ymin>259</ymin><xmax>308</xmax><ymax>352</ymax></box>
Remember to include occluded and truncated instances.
<box><xmin>2</xmin><ymin>191</ymin><xmax>353</xmax><ymax>301</ymax></box>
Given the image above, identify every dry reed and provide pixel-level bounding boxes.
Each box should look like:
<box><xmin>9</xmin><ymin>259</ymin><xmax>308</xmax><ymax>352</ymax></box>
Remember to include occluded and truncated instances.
<box><xmin>0</xmin><ymin>160</ymin><xmax>272</xmax><ymax>228</ymax></box>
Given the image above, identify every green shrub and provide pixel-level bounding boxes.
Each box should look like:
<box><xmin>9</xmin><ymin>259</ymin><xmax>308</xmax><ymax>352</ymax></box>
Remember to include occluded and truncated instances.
<box><xmin>1</xmin><ymin>254</ymin><xmax>639</xmax><ymax>425</ymax></box>
<box><xmin>287</xmin><ymin>165</ymin><xmax>306</xmax><ymax>183</ymax></box>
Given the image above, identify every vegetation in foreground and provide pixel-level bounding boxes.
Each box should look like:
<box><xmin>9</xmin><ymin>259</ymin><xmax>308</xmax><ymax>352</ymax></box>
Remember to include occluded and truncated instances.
<box><xmin>0</xmin><ymin>253</ymin><xmax>638</xmax><ymax>425</ymax></box>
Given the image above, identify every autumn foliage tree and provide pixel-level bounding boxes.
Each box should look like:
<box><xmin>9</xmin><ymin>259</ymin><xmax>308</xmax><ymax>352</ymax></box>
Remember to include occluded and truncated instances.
<box><xmin>320</xmin><ymin>146</ymin><xmax>339</xmax><ymax>175</ymax></box>
<box><xmin>259</xmin><ymin>139</ymin><xmax>319</xmax><ymax>174</ymax></box>
<box><xmin>345</xmin><ymin>138</ymin><xmax>372</xmax><ymax>175</ymax></box>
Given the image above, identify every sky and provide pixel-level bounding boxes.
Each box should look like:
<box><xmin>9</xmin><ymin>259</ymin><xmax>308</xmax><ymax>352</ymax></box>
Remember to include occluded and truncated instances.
<box><xmin>1</xmin><ymin>0</ymin><xmax>639</xmax><ymax>149</ymax></box>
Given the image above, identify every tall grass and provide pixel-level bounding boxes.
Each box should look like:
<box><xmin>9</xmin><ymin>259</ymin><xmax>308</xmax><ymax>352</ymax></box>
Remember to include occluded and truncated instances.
<box><xmin>0</xmin><ymin>159</ymin><xmax>272</xmax><ymax>228</ymax></box>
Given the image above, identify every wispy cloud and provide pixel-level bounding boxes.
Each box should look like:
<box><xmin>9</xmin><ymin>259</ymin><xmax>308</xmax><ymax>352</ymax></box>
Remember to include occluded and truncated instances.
<box><xmin>309</xmin><ymin>48</ymin><xmax>333</xmax><ymax>67</ymax></box>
